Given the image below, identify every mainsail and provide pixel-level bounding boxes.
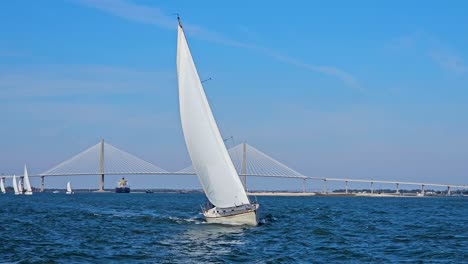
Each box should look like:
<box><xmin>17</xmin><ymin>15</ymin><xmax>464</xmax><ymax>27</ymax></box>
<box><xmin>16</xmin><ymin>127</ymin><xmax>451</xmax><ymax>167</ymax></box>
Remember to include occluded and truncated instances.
<box><xmin>18</xmin><ymin>178</ymin><xmax>24</xmax><ymax>194</ymax></box>
<box><xmin>176</xmin><ymin>20</ymin><xmax>250</xmax><ymax>208</ymax></box>
<box><xmin>23</xmin><ymin>165</ymin><xmax>33</xmax><ymax>195</ymax></box>
<box><xmin>0</xmin><ymin>178</ymin><xmax>5</xmax><ymax>193</ymax></box>
<box><xmin>13</xmin><ymin>175</ymin><xmax>20</xmax><ymax>195</ymax></box>
<box><xmin>67</xmin><ymin>182</ymin><xmax>72</xmax><ymax>193</ymax></box>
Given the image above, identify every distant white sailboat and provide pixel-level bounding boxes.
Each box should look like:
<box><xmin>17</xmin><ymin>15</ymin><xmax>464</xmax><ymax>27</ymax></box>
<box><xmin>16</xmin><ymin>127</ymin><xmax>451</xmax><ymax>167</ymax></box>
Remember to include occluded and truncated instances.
<box><xmin>23</xmin><ymin>165</ymin><xmax>33</xmax><ymax>195</ymax></box>
<box><xmin>66</xmin><ymin>181</ymin><xmax>74</xmax><ymax>194</ymax></box>
<box><xmin>13</xmin><ymin>175</ymin><xmax>20</xmax><ymax>195</ymax></box>
<box><xmin>0</xmin><ymin>178</ymin><xmax>6</xmax><ymax>194</ymax></box>
<box><xmin>18</xmin><ymin>178</ymin><xmax>24</xmax><ymax>195</ymax></box>
<box><xmin>176</xmin><ymin>17</ymin><xmax>259</xmax><ymax>225</ymax></box>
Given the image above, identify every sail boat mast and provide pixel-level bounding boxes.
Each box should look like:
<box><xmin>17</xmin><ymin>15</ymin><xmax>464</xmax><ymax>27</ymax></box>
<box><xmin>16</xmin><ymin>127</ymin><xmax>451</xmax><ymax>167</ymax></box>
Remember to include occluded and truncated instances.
<box><xmin>177</xmin><ymin>15</ymin><xmax>182</xmax><ymax>28</ymax></box>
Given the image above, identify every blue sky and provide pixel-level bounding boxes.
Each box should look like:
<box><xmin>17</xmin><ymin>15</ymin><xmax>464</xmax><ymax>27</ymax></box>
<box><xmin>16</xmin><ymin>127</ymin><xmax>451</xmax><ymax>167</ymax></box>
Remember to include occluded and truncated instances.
<box><xmin>1</xmin><ymin>0</ymin><xmax>467</xmax><ymax>190</ymax></box>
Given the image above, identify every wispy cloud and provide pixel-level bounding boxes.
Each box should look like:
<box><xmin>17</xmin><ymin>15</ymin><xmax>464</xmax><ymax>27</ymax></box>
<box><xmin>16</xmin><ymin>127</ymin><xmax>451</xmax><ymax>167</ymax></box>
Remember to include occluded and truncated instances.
<box><xmin>0</xmin><ymin>64</ymin><xmax>173</xmax><ymax>99</ymax></box>
<box><xmin>387</xmin><ymin>32</ymin><xmax>468</xmax><ymax>75</ymax></box>
<box><xmin>74</xmin><ymin>0</ymin><xmax>359</xmax><ymax>88</ymax></box>
<box><xmin>429</xmin><ymin>50</ymin><xmax>468</xmax><ymax>75</ymax></box>
<box><xmin>258</xmin><ymin>48</ymin><xmax>359</xmax><ymax>88</ymax></box>
<box><xmin>77</xmin><ymin>0</ymin><xmax>173</xmax><ymax>28</ymax></box>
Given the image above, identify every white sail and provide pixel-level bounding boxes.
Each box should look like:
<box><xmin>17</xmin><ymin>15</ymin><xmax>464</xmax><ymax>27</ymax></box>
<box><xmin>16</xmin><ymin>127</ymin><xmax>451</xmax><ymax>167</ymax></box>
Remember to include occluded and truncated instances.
<box><xmin>18</xmin><ymin>178</ymin><xmax>24</xmax><ymax>194</ymax></box>
<box><xmin>0</xmin><ymin>178</ymin><xmax>5</xmax><ymax>193</ymax></box>
<box><xmin>66</xmin><ymin>181</ymin><xmax>73</xmax><ymax>194</ymax></box>
<box><xmin>23</xmin><ymin>165</ymin><xmax>33</xmax><ymax>195</ymax></box>
<box><xmin>13</xmin><ymin>175</ymin><xmax>20</xmax><ymax>195</ymax></box>
<box><xmin>176</xmin><ymin>22</ymin><xmax>250</xmax><ymax>208</ymax></box>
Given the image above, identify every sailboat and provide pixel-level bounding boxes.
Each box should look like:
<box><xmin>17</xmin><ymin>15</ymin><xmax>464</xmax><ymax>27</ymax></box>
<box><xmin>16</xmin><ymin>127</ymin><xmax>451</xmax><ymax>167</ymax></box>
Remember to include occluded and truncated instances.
<box><xmin>18</xmin><ymin>178</ymin><xmax>24</xmax><ymax>195</ymax></box>
<box><xmin>23</xmin><ymin>165</ymin><xmax>33</xmax><ymax>195</ymax></box>
<box><xmin>0</xmin><ymin>178</ymin><xmax>6</xmax><ymax>194</ymax></box>
<box><xmin>66</xmin><ymin>181</ymin><xmax>74</xmax><ymax>194</ymax></box>
<box><xmin>176</xmin><ymin>17</ymin><xmax>259</xmax><ymax>225</ymax></box>
<box><xmin>13</xmin><ymin>175</ymin><xmax>20</xmax><ymax>195</ymax></box>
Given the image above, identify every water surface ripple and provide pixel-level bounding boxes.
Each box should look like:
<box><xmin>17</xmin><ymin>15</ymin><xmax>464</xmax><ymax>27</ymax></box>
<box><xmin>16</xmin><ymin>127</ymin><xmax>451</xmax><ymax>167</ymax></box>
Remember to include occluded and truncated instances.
<box><xmin>0</xmin><ymin>194</ymin><xmax>466</xmax><ymax>263</ymax></box>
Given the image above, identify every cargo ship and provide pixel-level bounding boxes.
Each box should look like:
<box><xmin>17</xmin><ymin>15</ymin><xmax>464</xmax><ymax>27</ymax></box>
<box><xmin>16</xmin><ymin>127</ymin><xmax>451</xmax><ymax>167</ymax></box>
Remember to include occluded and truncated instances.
<box><xmin>115</xmin><ymin>177</ymin><xmax>130</xmax><ymax>193</ymax></box>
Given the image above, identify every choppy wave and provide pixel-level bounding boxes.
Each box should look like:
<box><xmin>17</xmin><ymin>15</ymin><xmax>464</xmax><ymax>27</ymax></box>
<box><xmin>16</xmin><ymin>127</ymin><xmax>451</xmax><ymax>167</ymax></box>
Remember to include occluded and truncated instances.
<box><xmin>0</xmin><ymin>193</ymin><xmax>466</xmax><ymax>263</ymax></box>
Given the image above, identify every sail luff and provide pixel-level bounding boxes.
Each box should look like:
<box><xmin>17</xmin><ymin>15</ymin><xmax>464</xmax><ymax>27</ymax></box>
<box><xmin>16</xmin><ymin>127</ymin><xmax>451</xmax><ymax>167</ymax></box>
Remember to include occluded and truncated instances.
<box><xmin>176</xmin><ymin>23</ymin><xmax>249</xmax><ymax>208</ymax></box>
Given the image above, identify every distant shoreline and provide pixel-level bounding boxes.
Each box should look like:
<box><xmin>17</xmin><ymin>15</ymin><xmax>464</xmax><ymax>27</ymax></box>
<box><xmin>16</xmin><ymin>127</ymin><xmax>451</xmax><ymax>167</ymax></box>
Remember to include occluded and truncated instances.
<box><xmin>28</xmin><ymin>189</ymin><xmax>467</xmax><ymax>197</ymax></box>
<box><xmin>247</xmin><ymin>192</ymin><xmax>465</xmax><ymax>197</ymax></box>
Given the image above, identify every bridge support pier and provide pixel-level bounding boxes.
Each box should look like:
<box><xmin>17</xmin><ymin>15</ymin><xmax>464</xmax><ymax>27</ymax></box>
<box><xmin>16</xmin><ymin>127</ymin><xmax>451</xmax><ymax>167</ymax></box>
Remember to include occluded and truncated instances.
<box><xmin>370</xmin><ymin>181</ymin><xmax>374</xmax><ymax>194</ymax></box>
<box><xmin>396</xmin><ymin>183</ymin><xmax>400</xmax><ymax>195</ymax></box>
<box><xmin>345</xmin><ymin>180</ymin><xmax>348</xmax><ymax>194</ymax></box>
<box><xmin>323</xmin><ymin>179</ymin><xmax>327</xmax><ymax>194</ymax></box>
<box><xmin>302</xmin><ymin>179</ymin><xmax>306</xmax><ymax>193</ymax></box>
<box><xmin>447</xmin><ymin>186</ymin><xmax>451</xmax><ymax>196</ymax></box>
<box><xmin>421</xmin><ymin>184</ymin><xmax>425</xmax><ymax>196</ymax></box>
<box><xmin>98</xmin><ymin>174</ymin><xmax>105</xmax><ymax>192</ymax></box>
<box><xmin>40</xmin><ymin>176</ymin><xmax>45</xmax><ymax>192</ymax></box>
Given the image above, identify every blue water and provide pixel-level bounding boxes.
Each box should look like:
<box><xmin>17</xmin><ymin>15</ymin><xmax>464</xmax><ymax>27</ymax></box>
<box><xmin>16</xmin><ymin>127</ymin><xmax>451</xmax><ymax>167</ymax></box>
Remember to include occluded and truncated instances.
<box><xmin>0</xmin><ymin>193</ymin><xmax>466</xmax><ymax>263</ymax></box>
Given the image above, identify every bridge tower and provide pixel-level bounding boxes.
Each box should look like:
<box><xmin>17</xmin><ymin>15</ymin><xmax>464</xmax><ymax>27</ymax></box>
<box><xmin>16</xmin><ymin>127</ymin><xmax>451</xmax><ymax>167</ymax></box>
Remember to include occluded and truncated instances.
<box><xmin>98</xmin><ymin>139</ymin><xmax>105</xmax><ymax>192</ymax></box>
<box><xmin>40</xmin><ymin>176</ymin><xmax>45</xmax><ymax>192</ymax></box>
<box><xmin>241</xmin><ymin>142</ymin><xmax>247</xmax><ymax>191</ymax></box>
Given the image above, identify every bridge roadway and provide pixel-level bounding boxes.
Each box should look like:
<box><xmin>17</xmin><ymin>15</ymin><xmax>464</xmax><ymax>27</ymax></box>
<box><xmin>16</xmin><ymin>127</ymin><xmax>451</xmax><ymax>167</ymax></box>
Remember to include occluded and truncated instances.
<box><xmin>1</xmin><ymin>172</ymin><xmax>466</xmax><ymax>194</ymax></box>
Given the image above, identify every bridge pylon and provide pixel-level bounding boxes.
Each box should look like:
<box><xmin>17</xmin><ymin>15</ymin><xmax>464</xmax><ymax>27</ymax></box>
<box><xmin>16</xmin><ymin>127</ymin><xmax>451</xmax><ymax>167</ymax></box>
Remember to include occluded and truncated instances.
<box><xmin>97</xmin><ymin>139</ymin><xmax>105</xmax><ymax>192</ymax></box>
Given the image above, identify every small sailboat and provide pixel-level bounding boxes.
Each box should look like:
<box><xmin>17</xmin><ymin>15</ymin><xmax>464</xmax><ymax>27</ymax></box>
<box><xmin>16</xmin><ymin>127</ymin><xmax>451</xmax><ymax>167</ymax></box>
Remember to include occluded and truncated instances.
<box><xmin>176</xmin><ymin>17</ymin><xmax>259</xmax><ymax>225</ymax></box>
<box><xmin>13</xmin><ymin>175</ymin><xmax>20</xmax><ymax>195</ymax></box>
<box><xmin>18</xmin><ymin>178</ymin><xmax>24</xmax><ymax>195</ymax></box>
<box><xmin>66</xmin><ymin>181</ymin><xmax>74</xmax><ymax>194</ymax></box>
<box><xmin>23</xmin><ymin>165</ymin><xmax>33</xmax><ymax>195</ymax></box>
<box><xmin>0</xmin><ymin>178</ymin><xmax>6</xmax><ymax>194</ymax></box>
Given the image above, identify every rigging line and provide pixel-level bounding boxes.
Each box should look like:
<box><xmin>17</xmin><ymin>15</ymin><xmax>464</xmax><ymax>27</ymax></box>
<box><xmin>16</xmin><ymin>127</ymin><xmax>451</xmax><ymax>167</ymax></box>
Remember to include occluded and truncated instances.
<box><xmin>201</xmin><ymin>77</ymin><xmax>212</xmax><ymax>84</ymax></box>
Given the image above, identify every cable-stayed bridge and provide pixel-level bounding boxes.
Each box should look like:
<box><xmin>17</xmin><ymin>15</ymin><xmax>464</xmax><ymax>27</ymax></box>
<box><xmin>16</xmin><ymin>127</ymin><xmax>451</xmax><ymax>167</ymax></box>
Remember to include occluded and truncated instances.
<box><xmin>1</xmin><ymin>140</ymin><xmax>466</xmax><ymax>194</ymax></box>
<box><xmin>17</xmin><ymin>140</ymin><xmax>309</xmax><ymax>192</ymax></box>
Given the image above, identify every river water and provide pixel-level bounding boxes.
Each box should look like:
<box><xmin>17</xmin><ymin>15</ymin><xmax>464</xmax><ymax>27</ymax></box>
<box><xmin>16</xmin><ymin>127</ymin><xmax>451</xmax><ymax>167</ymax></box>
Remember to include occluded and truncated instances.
<box><xmin>0</xmin><ymin>193</ymin><xmax>466</xmax><ymax>263</ymax></box>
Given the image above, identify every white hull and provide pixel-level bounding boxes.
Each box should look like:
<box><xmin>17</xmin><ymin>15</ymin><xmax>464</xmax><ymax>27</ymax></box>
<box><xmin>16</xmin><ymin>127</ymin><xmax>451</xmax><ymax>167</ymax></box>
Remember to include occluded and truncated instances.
<box><xmin>204</xmin><ymin>204</ymin><xmax>259</xmax><ymax>226</ymax></box>
<box><xmin>66</xmin><ymin>191</ymin><xmax>73</xmax><ymax>195</ymax></box>
<box><xmin>24</xmin><ymin>191</ymin><xmax>33</xmax><ymax>195</ymax></box>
